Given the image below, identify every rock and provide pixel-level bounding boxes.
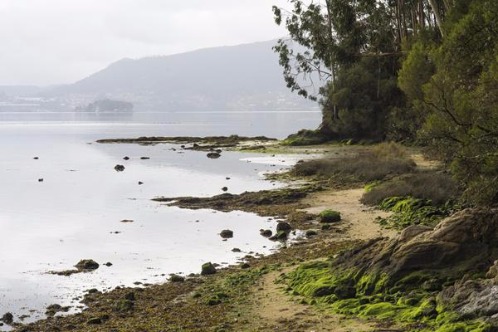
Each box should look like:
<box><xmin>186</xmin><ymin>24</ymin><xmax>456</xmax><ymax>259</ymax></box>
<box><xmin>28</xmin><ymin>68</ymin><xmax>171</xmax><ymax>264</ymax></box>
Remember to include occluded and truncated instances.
<box><xmin>170</xmin><ymin>274</ymin><xmax>185</xmax><ymax>282</ymax></box>
<box><xmin>114</xmin><ymin>164</ymin><xmax>125</xmax><ymax>172</ymax></box>
<box><xmin>124</xmin><ymin>292</ymin><xmax>135</xmax><ymax>301</ymax></box>
<box><xmin>201</xmin><ymin>262</ymin><xmax>216</xmax><ymax>275</ymax></box>
<box><xmin>75</xmin><ymin>259</ymin><xmax>99</xmax><ymax>271</ymax></box>
<box><xmin>104</xmin><ymin>262</ymin><xmax>113</xmax><ymax>267</ymax></box>
<box><xmin>140</xmin><ymin>157</ymin><xmax>150</xmax><ymax>160</ymax></box>
<box><xmin>226</xmin><ymin>177</ymin><xmax>231</xmax><ymax>180</ymax></box>
<box><xmin>240</xmin><ymin>263</ymin><xmax>250</xmax><ymax>269</ymax></box>
<box><xmin>321</xmin><ymin>224</ymin><xmax>332</xmax><ymax>231</ymax></box>
<box><xmin>220</xmin><ymin>229</ymin><xmax>233</xmax><ymax>238</ymax></box>
<box><xmin>123</xmin><ymin>156</ymin><xmax>130</xmax><ymax>160</ymax></box>
<box><xmin>276</xmin><ymin>222</ymin><xmax>292</xmax><ymax>232</ymax></box>
<box><xmin>87</xmin><ymin>317</ymin><xmax>103</xmax><ymax>325</ymax></box>
<box><xmin>260</xmin><ymin>229</ymin><xmax>273</xmax><ymax>237</ymax></box>
<box><xmin>319</xmin><ymin>210</ymin><xmax>341</xmax><ymax>223</ymax></box>
<box><xmin>399</xmin><ymin>224</ymin><xmax>433</xmax><ymax>242</ymax></box>
<box><xmin>138</xmin><ymin>181</ymin><xmax>143</xmax><ymax>185</ymax></box>
<box><xmin>120</xmin><ymin>219</ymin><xmax>134</xmax><ymax>223</ymax></box>
<box><xmin>207</xmin><ymin>152</ymin><xmax>221</xmax><ymax>159</ymax></box>
<box><xmin>305</xmin><ymin>230</ymin><xmax>318</xmax><ymax>237</ymax></box>
<box><xmin>326</xmin><ymin>208</ymin><xmax>498</xmax><ymax>323</ymax></box>
<box><xmin>33</xmin><ymin>157</ymin><xmax>39</xmax><ymax>160</ymax></box>
<box><xmin>231</xmin><ymin>248</ymin><xmax>241</xmax><ymax>253</ymax></box>
<box><xmin>221</xmin><ymin>186</ymin><xmax>228</xmax><ymax>192</ymax></box>
<box><xmin>1</xmin><ymin>312</ymin><xmax>13</xmax><ymax>324</ymax></box>
<box><xmin>38</xmin><ymin>178</ymin><xmax>43</xmax><ymax>182</ymax></box>
<box><xmin>269</xmin><ymin>230</ymin><xmax>288</xmax><ymax>241</ymax></box>
<box><xmin>114</xmin><ymin>299</ymin><xmax>134</xmax><ymax>312</ymax></box>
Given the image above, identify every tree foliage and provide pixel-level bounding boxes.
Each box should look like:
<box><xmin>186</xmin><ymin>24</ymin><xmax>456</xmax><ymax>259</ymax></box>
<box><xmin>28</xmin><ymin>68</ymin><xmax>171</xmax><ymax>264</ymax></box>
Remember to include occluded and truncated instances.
<box><xmin>274</xmin><ymin>0</ymin><xmax>497</xmax><ymax>205</ymax></box>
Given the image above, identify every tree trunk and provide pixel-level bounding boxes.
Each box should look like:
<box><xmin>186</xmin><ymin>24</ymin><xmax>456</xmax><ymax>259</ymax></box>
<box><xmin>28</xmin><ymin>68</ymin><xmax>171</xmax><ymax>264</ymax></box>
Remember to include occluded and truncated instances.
<box><xmin>427</xmin><ymin>0</ymin><xmax>445</xmax><ymax>37</ymax></box>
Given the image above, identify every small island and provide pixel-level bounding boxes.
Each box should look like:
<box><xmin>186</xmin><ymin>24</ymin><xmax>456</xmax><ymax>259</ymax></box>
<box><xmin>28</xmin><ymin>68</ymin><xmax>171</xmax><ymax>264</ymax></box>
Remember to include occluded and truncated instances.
<box><xmin>77</xmin><ymin>99</ymin><xmax>133</xmax><ymax>113</ymax></box>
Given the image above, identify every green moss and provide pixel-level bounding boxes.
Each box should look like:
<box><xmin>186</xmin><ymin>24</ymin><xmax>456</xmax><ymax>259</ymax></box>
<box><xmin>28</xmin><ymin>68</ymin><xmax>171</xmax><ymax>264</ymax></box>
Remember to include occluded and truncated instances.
<box><xmin>284</xmin><ymin>260</ymin><xmax>495</xmax><ymax>332</ymax></box>
<box><xmin>319</xmin><ymin>210</ymin><xmax>342</xmax><ymax>223</ymax></box>
<box><xmin>377</xmin><ymin>196</ymin><xmax>452</xmax><ymax>229</ymax></box>
<box><xmin>360</xmin><ymin>302</ymin><xmax>401</xmax><ymax>320</ymax></box>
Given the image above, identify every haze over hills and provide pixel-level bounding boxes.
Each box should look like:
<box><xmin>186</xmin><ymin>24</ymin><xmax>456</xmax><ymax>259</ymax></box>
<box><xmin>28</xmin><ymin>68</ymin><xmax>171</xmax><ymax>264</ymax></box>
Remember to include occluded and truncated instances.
<box><xmin>42</xmin><ymin>40</ymin><xmax>317</xmax><ymax>112</ymax></box>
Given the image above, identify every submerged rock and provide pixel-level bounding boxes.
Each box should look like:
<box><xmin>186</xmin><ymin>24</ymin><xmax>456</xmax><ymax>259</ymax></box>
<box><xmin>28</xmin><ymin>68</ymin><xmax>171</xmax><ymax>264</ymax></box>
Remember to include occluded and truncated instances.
<box><xmin>114</xmin><ymin>164</ymin><xmax>125</xmax><ymax>172</ymax></box>
<box><xmin>207</xmin><ymin>152</ymin><xmax>221</xmax><ymax>159</ymax></box>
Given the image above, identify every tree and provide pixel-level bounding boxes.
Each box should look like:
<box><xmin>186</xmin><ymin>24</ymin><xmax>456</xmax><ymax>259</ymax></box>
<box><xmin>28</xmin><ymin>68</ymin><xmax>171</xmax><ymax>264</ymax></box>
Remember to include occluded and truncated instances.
<box><xmin>418</xmin><ymin>0</ymin><xmax>498</xmax><ymax>204</ymax></box>
<box><xmin>273</xmin><ymin>0</ymin><xmax>404</xmax><ymax>140</ymax></box>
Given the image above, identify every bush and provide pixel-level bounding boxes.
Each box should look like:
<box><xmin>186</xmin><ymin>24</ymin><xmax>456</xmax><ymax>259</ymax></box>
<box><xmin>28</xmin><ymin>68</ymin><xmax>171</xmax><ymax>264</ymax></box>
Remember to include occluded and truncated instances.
<box><xmin>292</xmin><ymin>143</ymin><xmax>416</xmax><ymax>182</ymax></box>
<box><xmin>319</xmin><ymin>210</ymin><xmax>342</xmax><ymax>223</ymax></box>
<box><xmin>282</xmin><ymin>129</ymin><xmax>329</xmax><ymax>146</ymax></box>
<box><xmin>361</xmin><ymin>172</ymin><xmax>459</xmax><ymax>206</ymax></box>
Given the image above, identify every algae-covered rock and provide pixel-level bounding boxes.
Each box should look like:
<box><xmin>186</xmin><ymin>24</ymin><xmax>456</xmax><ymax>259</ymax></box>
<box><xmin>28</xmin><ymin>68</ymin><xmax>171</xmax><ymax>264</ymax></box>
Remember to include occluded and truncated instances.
<box><xmin>287</xmin><ymin>209</ymin><xmax>498</xmax><ymax>330</ymax></box>
<box><xmin>333</xmin><ymin>209</ymin><xmax>498</xmax><ymax>284</ymax></box>
<box><xmin>114</xmin><ymin>299</ymin><xmax>134</xmax><ymax>312</ymax></box>
<box><xmin>201</xmin><ymin>262</ymin><xmax>216</xmax><ymax>275</ymax></box>
<box><xmin>170</xmin><ymin>274</ymin><xmax>185</xmax><ymax>282</ymax></box>
<box><xmin>319</xmin><ymin>210</ymin><xmax>341</xmax><ymax>223</ymax></box>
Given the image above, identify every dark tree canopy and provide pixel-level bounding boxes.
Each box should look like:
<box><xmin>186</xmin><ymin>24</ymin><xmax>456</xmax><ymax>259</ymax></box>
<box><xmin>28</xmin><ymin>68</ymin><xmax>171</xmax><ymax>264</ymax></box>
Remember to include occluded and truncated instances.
<box><xmin>274</xmin><ymin>0</ymin><xmax>498</xmax><ymax>205</ymax></box>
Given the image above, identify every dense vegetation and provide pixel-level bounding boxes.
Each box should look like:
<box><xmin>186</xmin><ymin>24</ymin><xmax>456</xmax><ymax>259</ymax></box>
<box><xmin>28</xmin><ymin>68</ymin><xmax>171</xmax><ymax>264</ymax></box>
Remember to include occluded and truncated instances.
<box><xmin>273</xmin><ymin>0</ymin><xmax>498</xmax><ymax>206</ymax></box>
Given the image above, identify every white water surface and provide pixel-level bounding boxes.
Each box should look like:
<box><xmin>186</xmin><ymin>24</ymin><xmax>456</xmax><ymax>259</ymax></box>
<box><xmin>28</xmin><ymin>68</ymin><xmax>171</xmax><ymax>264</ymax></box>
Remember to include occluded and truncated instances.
<box><xmin>0</xmin><ymin>110</ymin><xmax>320</xmax><ymax>328</ymax></box>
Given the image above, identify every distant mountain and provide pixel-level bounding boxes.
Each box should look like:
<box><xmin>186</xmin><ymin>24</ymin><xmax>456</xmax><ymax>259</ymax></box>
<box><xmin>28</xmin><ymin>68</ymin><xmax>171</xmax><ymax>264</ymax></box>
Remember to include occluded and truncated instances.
<box><xmin>46</xmin><ymin>40</ymin><xmax>316</xmax><ymax>112</ymax></box>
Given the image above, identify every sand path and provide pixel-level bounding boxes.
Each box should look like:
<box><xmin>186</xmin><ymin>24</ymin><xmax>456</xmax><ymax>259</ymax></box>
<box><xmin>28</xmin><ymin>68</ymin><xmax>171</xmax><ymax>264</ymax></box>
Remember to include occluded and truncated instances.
<box><xmin>239</xmin><ymin>187</ymin><xmax>399</xmax><ymax>331</ymax></box>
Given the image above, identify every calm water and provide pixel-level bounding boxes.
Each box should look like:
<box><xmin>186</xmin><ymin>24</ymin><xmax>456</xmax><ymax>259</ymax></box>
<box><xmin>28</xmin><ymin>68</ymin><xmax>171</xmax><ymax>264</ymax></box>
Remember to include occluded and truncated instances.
<box><xmin>0</xmin><ymin>110</ymin><xmax>320</xmax><ymax>328</ymax></box>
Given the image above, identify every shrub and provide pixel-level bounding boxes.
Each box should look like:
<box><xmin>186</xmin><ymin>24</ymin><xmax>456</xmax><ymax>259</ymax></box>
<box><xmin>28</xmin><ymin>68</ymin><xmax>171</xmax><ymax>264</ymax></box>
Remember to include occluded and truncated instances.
<box><xmin>282</xmin><ymin>129</ymin><xmax>329</xmax><ymax>146</ymax></box>
<box><xmin>361</xmin><ymin>172</ymin><xmax>459</xmax><ymax>206</ymax></box>
<box><xmin>292</xmin><ymin>143</ymin><xmax>416</xmax><ymax>182</ymax></box>
<box><xmin>319</xmin><ymin>210</ymin><xmax>342</xmax><ymax>223</ymax></box>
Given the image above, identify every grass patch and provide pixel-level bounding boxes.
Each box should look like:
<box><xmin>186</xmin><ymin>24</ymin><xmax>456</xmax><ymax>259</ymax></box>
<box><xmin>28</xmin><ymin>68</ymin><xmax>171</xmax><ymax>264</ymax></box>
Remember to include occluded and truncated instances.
<box><xmin>361</xmin><ymin>172</ymin><xmax>460</xmax><ymax>229</ymax></box>
<box><xmin>361</xmin><ymin>172</ymin><xmax>459</xmax><ymax>206</ymax></box>
<box><xmin>292</xmin><ymin>142</ymin><xmax>416</xmax><ymax>183</ymax></box>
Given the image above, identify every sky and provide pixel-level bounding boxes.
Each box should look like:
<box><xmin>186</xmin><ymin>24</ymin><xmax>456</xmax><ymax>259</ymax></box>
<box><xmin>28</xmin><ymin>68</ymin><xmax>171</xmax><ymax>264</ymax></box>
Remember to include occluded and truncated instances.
<box><xmin>0</xmin><ymin>0</ymin><xmax>290</xmax><ymax>86</ymax></box>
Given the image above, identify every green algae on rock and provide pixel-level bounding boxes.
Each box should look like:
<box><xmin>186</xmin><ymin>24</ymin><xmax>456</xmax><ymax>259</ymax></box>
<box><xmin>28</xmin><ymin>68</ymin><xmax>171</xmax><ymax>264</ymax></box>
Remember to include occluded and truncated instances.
<box><xmin>284</xmin><ymin>209</ymin><xmax>498</xmax><ymax>331</ymax></box>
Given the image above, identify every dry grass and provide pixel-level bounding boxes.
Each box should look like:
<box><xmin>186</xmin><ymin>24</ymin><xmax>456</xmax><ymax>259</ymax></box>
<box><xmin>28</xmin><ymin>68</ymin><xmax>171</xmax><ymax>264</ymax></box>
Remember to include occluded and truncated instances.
<box><xmin>361</xmin><ymin>171</ymin><xmax>459</xmax><ymax>206</ymax></box>
<box><xmin>292</xmin><ymin>142</ymin><xmax>416</xmax><ymax>182</ymax></box>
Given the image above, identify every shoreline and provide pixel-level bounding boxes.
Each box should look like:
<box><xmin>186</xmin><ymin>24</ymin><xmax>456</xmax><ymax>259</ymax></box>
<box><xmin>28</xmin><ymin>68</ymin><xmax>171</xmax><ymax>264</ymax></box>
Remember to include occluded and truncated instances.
<box><xmin>10</xmin><ymin>137</ymin><xmax>399</xmax><ymax>331</ymax></box>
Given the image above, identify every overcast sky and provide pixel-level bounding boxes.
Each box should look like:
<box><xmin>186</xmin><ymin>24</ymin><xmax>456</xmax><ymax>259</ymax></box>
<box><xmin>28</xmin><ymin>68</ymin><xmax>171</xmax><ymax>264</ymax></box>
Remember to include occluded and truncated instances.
<box><xmin>0</xmin><ymin>0</ymin><xmax>290</xmax><ymax>86</ymax></box>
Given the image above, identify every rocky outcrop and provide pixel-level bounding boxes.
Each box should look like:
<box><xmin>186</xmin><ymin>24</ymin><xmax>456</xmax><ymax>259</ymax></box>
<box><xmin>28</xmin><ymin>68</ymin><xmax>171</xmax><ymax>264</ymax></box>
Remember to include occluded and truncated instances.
<box><xmin>334</xmin><ymin>209</ymin><xmax>498</xmax><ymax>283</ymax></box>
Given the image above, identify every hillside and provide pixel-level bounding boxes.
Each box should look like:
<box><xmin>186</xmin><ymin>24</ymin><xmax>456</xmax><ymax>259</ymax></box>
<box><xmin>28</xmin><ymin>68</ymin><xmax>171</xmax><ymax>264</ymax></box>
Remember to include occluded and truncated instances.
<box><xmin>47</xmin><ymin>40</ymin><xmax>315</xmax><ymax>112</ymax></box>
